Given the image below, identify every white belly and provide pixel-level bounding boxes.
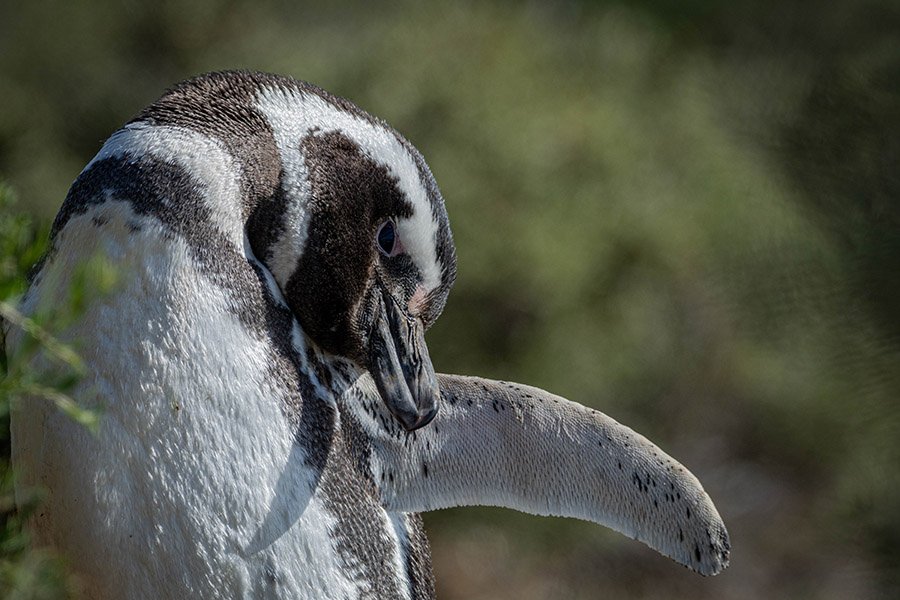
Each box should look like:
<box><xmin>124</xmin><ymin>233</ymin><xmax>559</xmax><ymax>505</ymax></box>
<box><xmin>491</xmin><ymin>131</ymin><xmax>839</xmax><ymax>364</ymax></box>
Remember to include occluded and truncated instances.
<box><xmin>10</xmin><ymin>204</ymin><xmax>411</xmax><ymax>599</ymax></box>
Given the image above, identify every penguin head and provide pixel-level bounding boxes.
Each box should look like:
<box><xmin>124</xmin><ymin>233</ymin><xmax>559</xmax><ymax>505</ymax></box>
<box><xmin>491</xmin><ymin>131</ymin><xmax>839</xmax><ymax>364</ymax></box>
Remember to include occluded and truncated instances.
<box><xmin>289</xmin><ymin>132</ymin><xmax>454</xmax><ymax>430</ymax></box>
<box><xmin>137</xmin><ymin>72</ymin><xmax>457</xmax><ymax>431</ymax></box>
<box><xmin>246</xmin><ymin>83</ymin><xmax>457</xmax><ymax>431</ymax></box>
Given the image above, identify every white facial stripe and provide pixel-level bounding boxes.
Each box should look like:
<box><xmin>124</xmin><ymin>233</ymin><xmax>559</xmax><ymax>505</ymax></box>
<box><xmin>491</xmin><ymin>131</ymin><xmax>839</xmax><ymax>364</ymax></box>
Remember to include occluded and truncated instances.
<box><xmin>86</xmin><ymin>123</ymin><xmax>245</xmax><ymax>247</ymax></box>
<box><xmin>251</xmin><ymin>93</ymin><xmax>314</xmax><ymax>288</ymax></box>
<box><xmin>255</xmin><ymin>86</ymin><xmax>443</xmax><ymax>291</ymax></box>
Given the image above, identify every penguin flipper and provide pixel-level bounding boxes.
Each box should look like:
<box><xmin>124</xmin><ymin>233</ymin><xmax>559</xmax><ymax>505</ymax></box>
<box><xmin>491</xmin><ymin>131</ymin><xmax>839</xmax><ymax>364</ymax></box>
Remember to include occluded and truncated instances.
<box><xmin>357</xmin><ymin>373</ymin><xmax>730</xmax><ymax>576</ymax></box>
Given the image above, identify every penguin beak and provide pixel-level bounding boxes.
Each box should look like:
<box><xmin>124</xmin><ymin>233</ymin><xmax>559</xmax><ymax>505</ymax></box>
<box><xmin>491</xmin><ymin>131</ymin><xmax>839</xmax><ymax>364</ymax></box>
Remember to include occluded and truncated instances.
<box><xmin>367</xmin><ymin>286</ymin><xmax>440</xmax><ymax>431</ymax></box>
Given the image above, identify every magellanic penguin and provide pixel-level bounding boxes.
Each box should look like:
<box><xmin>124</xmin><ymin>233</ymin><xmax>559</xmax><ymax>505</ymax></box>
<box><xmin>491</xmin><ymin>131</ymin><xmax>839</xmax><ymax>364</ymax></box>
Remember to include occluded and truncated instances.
<box><xmin>8</xmin><ymin>71</ymin><xmax>730</xmax><ymax>599</ymax></box>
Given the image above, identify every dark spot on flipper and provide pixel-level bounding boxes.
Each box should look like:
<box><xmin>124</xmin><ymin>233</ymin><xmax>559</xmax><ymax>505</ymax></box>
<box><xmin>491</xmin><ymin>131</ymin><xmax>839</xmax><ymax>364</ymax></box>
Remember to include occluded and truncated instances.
<box><xmin>679</xmin><ymin>528</ymin><xmax>684</xmax><ymax>542</ymax></box>
<box><xmin>92</xmin><ymin>215</ymin><xmax>109</xmax><ymax>227</ymax></box>
<box><xmin>423</xmin><ymin>462</ymin><xmax>429</xmax><ymax>477</ymax></box>
<box><xmin>686</xmin><ymin>507</ymin><xmax>691</xmax><ymax>519</ymax></box>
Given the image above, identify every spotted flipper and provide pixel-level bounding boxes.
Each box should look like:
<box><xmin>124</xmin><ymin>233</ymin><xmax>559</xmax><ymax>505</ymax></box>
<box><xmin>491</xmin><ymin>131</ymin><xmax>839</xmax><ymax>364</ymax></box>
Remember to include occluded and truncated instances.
<box><xmin>348</xmin><ymin>373</ymin><xmax>730</xmax><ymax>576</ymax></box>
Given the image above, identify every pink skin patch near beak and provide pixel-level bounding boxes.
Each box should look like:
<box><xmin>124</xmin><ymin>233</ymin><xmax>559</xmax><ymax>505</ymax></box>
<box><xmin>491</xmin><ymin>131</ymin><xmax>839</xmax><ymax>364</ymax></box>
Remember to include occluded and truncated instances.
<box><xmin>408</xmin><ymin>285</ymin><xmax>429</xmax><ymax>316</ymax></box>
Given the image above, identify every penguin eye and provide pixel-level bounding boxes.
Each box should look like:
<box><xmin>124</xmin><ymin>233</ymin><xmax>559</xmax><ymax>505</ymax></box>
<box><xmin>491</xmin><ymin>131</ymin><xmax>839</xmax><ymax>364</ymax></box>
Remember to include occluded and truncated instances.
<box><xmin>376</xmin><ymin>220</ymin><xmax>397</xmax><ymax>256</ymax></box>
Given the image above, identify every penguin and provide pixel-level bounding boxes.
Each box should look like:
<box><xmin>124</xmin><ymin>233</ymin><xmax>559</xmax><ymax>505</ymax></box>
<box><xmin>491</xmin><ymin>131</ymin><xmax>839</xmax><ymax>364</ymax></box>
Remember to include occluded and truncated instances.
<box><xmin>8</xmin><ymin>71</ymin><xmax>729</xmax><ymax>599</ymax></box>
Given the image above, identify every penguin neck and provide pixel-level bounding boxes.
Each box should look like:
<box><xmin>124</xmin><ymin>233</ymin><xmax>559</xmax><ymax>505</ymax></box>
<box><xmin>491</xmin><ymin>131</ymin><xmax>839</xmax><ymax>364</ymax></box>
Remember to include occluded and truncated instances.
<box><xmin>300</xmin><ymin>336</ymin><xmax>366</xmax><ymax>403</ymax></box>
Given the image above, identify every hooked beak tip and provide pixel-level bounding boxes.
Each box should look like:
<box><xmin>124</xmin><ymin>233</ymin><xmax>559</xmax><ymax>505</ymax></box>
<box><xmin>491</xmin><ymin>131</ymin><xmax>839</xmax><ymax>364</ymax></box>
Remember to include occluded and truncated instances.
<box><xmin>409</xmin><ymin>404</ymin><xmax>438</xmax><ymax>431</ymax></box>
<box><xmin>390</xmin><ymin>398</ymin><xmax>438</xmax><ymax>432</ymax></box>
<box><xmin>367</xmin><ymin>287</ymin><xmax>441</xmax><ymax>432</ymax></box>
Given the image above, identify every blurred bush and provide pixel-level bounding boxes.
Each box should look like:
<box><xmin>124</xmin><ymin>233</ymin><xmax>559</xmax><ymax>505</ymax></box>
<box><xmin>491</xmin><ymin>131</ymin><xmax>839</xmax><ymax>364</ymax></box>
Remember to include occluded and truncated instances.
<box><xmin>1</xmin><ymin>1</ymin><xmax>898</xmax><ymax>599</ymax></box>
<box><xmin>0</xmin><ymin>182</ymin><xmax>115</xmax><ymax>598</ymax></box>
<box><xmin>0</xmin><ymin>183</ymin><xmax>72</xmax><ymax>600</ymax></box>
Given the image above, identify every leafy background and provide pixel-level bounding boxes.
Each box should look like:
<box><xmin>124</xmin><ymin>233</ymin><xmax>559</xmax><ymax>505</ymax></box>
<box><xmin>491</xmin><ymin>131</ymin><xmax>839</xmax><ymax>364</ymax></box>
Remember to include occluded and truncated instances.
<box><xmin>1</xmin><ymin>1</ymin><xmax>898</xmax><ymax>598</ymax></box>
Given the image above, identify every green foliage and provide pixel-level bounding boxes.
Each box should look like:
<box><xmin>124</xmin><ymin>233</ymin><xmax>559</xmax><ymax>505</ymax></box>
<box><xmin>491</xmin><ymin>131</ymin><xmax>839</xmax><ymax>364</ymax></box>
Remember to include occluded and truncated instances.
<box><xmin>0</xmin><ymin>189</ymin><xmax>113</xmax><ymax>433</ymax></box>
<box><xmin>0</xmin><ymin>184</ymin><xmax>68</xmax><ymax>599</ymax></box>
<box><xmin>0</xmin><ymin>182</ymin><xmax>117</xmax><ymax>599</ymax></box>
